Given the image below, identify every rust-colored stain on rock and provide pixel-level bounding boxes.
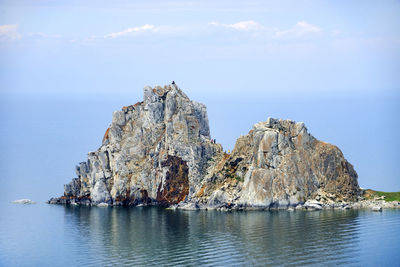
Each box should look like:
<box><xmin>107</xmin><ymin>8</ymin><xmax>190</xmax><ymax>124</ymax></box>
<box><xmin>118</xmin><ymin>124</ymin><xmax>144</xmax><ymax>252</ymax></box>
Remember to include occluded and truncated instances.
<box><xmin>157</xmin><ymin>155</ymin><xmax>189</xmax><ymax>205</ymax></box>
<box><xmin>102</xmin><ymin>128</ymin><xmax>110</xmax><ymax>143</ymax></box>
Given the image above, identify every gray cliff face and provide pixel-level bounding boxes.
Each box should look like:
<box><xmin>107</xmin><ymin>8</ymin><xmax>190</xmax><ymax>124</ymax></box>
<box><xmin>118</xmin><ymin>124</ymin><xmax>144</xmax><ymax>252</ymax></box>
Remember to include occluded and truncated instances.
<box><xmin>194</xmin><ymin>118</ymin><xmax>360</xmax><ymax>209</ymax></box>
<box><xmin>54</xmin><ymin>84</ymin><xmax>221</xmax><ymax>205</ymax></box>
<box><xmin>49</xmin><ymin>84</ymin><xmax>360</xmax><ymax>208</ymax></box>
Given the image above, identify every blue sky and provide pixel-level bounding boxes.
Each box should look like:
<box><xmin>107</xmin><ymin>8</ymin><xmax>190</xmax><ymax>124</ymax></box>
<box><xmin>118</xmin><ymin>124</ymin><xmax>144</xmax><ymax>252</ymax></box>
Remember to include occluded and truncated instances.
<box><xmin>0</xmin><ymin>0</ymin><xmax>399</xmax><ymax>201</ymax></box>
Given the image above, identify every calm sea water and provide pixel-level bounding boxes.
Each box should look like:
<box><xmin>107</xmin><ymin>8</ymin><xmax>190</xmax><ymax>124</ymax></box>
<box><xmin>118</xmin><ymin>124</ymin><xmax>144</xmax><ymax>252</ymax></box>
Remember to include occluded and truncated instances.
<box><xmin>0</xmin><ymin>203</ymin><xmax>399</xmax><ymax>267</ymax></box>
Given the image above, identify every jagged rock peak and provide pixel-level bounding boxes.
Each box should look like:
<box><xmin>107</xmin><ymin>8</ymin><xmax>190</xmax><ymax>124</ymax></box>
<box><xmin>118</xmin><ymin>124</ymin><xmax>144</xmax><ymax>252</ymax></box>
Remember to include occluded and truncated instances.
<box><xmin>49</xmin><ymin>83</ymin><xmax>222</xmax><ymax>206</ymax></box>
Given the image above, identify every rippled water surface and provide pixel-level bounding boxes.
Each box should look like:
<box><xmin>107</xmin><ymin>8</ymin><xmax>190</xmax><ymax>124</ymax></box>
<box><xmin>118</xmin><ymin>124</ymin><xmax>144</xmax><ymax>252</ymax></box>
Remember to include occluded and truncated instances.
<box><xmin>1</xmin><ymin>203</ymin><xmax>399</xmax><ymax>266</ymax></box>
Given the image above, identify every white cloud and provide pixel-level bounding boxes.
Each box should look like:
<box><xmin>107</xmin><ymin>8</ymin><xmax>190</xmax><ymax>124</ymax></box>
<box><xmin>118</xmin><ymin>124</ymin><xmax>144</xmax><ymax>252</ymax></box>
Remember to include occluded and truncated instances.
<box><xmin>26</xmin><ymin>32</ymin><xmax>62</xmax><ymax>39</ymax></box>
<box><xmin>275</xmin><ymin>21</ymin><xmax>321</xmax><ymax>38</ymax></box>
<box><xmin>208</xmin><ymin>20</ymin><xmax>322</xmax><ymax>39</ymax></box>
<box><xmin>104</xmin><ymin>24</ymin><xmax>157</xmax><ymax>39</ymax></box>
<box><xmin>0</xmin><ymin>24</ymin><xmax>22</xmax><ymax>41</ymax></box>
<box><xmin>209</xmin><ymin>20</ymin><xmax>263</xmax><ymax>31</ymax></box>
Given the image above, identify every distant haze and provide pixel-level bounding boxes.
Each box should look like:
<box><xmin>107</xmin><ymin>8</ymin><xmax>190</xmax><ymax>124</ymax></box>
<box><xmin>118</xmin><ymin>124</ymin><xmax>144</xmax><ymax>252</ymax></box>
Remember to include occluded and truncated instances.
<box><xmin>0</xmin><ymin>0</ymin><xmax>399</xmax><ymax>202</ymax></box>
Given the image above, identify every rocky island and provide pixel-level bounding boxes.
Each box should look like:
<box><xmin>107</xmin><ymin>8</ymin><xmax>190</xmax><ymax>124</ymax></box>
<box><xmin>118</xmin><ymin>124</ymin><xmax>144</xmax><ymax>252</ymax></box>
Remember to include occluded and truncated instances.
<box><xmin>49</xmin><ymin>83</ymin><xmax>370</xmax><ymax>210</ymax></box>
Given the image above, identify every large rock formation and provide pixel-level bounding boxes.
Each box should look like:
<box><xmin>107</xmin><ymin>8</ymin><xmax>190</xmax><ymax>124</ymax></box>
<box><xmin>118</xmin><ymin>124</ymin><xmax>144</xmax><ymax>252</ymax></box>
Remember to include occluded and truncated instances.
<box><xmin>195</xmin><ymin>118</ymin><xmax>360</xmax><ymax>209</ymax></box>
<box><xmin>50</xmin><ymin>84</ymin><xmax>221</xmax><ymax>206</ymax></box>
<box><xmin>49</xmin><ymin>84</ymin><xmax>360</xmax><ymax>208</ymax></box>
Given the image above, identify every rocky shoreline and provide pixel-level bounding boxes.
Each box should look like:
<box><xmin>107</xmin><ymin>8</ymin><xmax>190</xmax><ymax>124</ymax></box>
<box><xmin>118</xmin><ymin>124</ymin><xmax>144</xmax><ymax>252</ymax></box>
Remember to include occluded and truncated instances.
<box><xmin>168</xmin><ymin>198</ymin><xmax>400</xmax><ymax>211</ymax></box>
<box><xmin>49</xmin><ymin>83</ymin><xmax>370</xmax><ymax>210</ymax></box>
<box><xmin>47</xmin><ymin>196</ymin><xmax>400</xmax><ymax>211</ymax></box>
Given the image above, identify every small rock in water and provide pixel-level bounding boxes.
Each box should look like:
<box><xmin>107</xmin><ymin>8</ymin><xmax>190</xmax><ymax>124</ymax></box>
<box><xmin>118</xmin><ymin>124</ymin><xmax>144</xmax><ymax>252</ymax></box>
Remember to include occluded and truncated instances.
<box><xmin>372</xmin><ymin>206</ymin><xmax>382</xmax><ymax>212</ymax></box>
<box><xmin>97</xmin><ymin>202</ymin><xmax>109</xmax><ymax>207</ymax></box>
<box><xmin>304</xmin><ymin>200</ymin><xmax>322</xmax><ymax>210</ymax></box>
<box><xmin>165</xmin><ymin>204</ymin><xmax>178</xmax><ymax>210</ymax></box>
<box><xmin>178</xmin><ymin>202</ymin><xmax>200</xmax><ymax>211</ymax></box>
<box><xmin>12</xmin><ymin>199</ymin><xmax>35</xmax><ymax>204</ymax></box>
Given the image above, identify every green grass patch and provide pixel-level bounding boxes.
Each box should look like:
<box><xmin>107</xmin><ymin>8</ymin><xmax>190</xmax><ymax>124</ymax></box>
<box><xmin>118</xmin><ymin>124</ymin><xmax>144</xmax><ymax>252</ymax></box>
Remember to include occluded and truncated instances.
<box><xmin>364</xmin><ymin>189</ymin><xmax>400</xmax><ymax>202</ymax></box>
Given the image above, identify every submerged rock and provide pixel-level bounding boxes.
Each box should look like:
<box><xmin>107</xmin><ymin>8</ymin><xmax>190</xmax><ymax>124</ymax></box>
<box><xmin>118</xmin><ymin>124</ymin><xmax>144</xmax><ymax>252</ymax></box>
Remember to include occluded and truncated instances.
<box><xmin>49</xmin><ymin>83</ymin><xmax>360</xmax><ymax>209</ymax></box>
<box><xmin>372</xmin><ymin>206</ymin><xmax>383</xmax><ymax>212</ymax></box>
<box><xmin>12</xmin><ymin>199</ymin><xmax>35</xmax><ymax>204</ymax></box>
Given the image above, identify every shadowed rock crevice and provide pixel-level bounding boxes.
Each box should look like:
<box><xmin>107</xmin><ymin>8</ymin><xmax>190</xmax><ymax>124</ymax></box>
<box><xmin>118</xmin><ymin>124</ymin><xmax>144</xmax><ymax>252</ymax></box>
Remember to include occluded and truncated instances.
<box><xmin>157</xmin><ymin>155</ymin><xmax>189</xmax><ymax>206</ymax></box>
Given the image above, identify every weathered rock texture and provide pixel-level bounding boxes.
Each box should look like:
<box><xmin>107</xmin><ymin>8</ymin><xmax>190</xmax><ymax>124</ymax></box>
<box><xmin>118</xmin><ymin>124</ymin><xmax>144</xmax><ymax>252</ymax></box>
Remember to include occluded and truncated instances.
<box><xmin>49</xmin><ymin>84</ymin><xmax>221</xmax><ymax>206</ymax></box>
<box><xmin>195</xmin><ymin>118</ymin><xmax>360</xmax><ymax>209</ymax></box>
<box><xmin>49</xmin><ymin>84</ymin><xmax>360</xmax><ymax>208</ymax></box>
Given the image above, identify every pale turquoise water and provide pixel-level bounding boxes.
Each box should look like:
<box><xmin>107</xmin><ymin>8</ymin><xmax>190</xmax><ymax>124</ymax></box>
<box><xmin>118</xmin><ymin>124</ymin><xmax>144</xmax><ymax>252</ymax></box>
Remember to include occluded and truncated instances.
<box><xmin>0</xmin><ymin>203</ymin><xmax>399</xmax><ymax>266</ymax></box>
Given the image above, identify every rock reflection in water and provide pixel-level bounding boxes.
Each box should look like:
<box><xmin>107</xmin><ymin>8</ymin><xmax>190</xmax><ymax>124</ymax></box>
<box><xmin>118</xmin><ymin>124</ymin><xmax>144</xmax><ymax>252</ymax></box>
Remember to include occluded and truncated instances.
<box><xmin>63</xmin><ymin>207</ymin><xmax>365</xmax><ymax>266</ymax></box>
